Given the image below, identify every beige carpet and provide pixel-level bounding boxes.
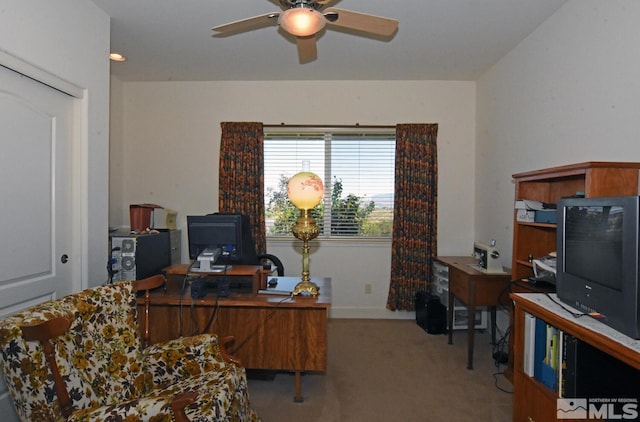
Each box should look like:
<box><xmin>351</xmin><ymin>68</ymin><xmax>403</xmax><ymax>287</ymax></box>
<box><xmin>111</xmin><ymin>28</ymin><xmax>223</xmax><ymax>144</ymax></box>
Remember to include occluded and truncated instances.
<box><xmin>247</xmin><ymin>318</ymin><xmax>513</xmax><ymax>422</ymax></box>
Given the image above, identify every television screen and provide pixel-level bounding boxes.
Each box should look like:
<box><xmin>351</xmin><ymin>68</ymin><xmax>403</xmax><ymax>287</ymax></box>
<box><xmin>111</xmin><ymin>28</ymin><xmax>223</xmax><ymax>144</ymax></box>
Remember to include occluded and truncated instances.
<box><xmin>564</xmin><ymin>205</ymin><xmax>624</xmax><ymax>291</ymax></box>
<box><xmin>557</xmin><ymin>195</ymin><xmax>640</xmax><ymax>339</ymax></box>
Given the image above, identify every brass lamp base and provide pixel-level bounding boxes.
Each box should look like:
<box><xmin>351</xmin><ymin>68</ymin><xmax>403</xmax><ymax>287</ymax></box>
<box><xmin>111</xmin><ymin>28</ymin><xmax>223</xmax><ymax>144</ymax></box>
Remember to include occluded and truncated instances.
<box><xmin>292</xmin><ymin>280</ymin><xmax>319</xmax><ymax>297</ymax></box>
<box><xmin>291</xmin><ymin>209</ymin><xmax>320</xmax><ymax>297</ymax></box>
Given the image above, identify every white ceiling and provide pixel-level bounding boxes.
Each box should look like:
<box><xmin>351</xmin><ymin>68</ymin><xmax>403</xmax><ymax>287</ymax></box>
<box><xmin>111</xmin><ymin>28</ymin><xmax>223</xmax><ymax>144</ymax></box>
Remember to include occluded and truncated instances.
<box><xmin>90</xmin><ymin>0</ymin><xmax>567</xmax><ymax>82</ymax></box>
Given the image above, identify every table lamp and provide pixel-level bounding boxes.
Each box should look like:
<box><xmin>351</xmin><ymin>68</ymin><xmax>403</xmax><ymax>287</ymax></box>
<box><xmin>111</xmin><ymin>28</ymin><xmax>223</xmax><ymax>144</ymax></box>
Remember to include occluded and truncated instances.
<box><xmin>287</xmin><ymin>166</ymin><xmax>324</xmax><ymax>296</ymax></box>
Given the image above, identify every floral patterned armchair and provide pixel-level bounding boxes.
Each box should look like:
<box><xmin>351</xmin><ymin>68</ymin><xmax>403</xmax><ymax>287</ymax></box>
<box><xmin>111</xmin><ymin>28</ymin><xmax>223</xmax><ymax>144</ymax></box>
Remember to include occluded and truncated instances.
<box><xmin>0</xmin><ymin>275</ymin><xmax>260</xmax><ymax>422</ymax></box>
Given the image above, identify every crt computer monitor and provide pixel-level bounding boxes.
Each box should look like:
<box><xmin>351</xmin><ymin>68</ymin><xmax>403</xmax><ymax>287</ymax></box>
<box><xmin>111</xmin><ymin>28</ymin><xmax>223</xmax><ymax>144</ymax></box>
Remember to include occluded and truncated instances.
<box><xmin>187</xmin><ymin>213</ymin><xmax>257</xmax><ymax>264</ymax></box>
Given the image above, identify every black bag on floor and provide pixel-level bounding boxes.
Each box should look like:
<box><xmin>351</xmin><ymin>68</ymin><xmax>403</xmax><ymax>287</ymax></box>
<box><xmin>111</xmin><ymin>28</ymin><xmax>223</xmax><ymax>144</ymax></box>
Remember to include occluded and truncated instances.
<box><xmin>415</xmin><ymin>291</ymin><xmax>448</xmax><ymax>335</ymax></box>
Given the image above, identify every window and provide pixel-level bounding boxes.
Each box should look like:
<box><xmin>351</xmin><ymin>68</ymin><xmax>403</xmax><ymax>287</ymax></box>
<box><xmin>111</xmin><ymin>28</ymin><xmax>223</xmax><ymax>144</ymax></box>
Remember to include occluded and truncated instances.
<box><xmin>264</xmin><ymin>126</ymin><xmax>395</xmax><ymax>239</ymax></box>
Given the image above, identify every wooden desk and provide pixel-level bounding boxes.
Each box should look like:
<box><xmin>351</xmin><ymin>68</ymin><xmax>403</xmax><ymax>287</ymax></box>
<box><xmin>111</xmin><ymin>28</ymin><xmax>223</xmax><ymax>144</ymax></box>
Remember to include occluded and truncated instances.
<box><xmin>435</xmin><ymin>256</ymin><xmax>511</xmax><ymax>369</ymax></box>
<box><xmin>163</xmin><ymin>263</ymin><xmax>268</xmax><ymax>291</ymax></box>
<box><xmin>137</xmin><ymin>269</ymin><xmax>331</xmax><ymax>402</ymax></box>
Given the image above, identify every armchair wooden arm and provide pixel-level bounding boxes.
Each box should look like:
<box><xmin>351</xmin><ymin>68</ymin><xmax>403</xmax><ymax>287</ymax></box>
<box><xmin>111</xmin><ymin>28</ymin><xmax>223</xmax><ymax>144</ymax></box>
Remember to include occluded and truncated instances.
<box><xmin>171</xmin><ymin>391</ymin><xmax>198</xmax><ymax>422</ymax></box>
<box><xmin>133</xmin><ymin>274</ymin><xmax>166</xmax><ymax>348</ymax></box>
<box><xmin>219</xmin><ymin>335</ymin><xmax>242</xmax><ymax>366</ymax></box>
<box><xmin>21</xmin><ymin>317</ymin><xmax>74</xmax><ymax>419</ymax></box>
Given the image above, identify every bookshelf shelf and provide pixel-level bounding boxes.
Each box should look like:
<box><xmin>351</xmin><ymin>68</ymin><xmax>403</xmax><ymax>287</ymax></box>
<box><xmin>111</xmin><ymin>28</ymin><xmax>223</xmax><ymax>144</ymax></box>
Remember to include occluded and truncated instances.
<box><xmin>511</xmin><ymin>293</ymin><xmax>640</xmax><ymax>422</ymax></box>
<box><xmin>511</xmin><ymin>161</ymin><xmax>640</xmax><ymax>281</ymax></box>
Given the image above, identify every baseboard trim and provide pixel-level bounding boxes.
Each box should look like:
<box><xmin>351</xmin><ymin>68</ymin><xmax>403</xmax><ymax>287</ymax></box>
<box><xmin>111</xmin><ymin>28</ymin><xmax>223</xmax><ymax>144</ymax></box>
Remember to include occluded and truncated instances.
<box><xmin>329</xmin><ymin>306</ymin><xmax>414</xmax><ymax>320</ymax></box>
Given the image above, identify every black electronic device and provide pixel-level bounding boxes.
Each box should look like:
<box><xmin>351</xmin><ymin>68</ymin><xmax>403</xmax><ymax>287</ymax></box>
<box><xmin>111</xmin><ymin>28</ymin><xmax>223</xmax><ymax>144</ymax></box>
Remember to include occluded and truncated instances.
<box><xmin>190</xmin><ymin>276</ymin><xmax>253</xmax><ymax>299</ymax></box>
<box><xmin>556</xmin><ymin>195</ymin><xmax>640</xmax><ymax>339</ymax></box>
<box><xmin>415</xmin><ymin>291</ymin><xmax>447</xmax><ymax>335</ymax></box>
<box><xmin>562</xmin><ymin>332</ymin><xmax>640</xmax><ymax>397</ymax></box>
<box><xmin>109</xmin><ymin>230</ymin><xmax>170</xmax><ymax>282</ymax></box>
<box><xmin>190</xmin><ymin>277</ymin><xmax>207</xmax><ymax>299</ymax></box>
<box><xmin>187</xmin><ymin>213</ymin><xmax>258</xmax><ymax>265</ymax></box>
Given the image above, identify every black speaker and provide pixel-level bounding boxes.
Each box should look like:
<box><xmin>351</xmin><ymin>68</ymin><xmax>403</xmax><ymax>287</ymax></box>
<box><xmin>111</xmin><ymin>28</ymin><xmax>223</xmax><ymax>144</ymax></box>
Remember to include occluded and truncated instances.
<box><xmin>191</xmin><ymin>278</ymin><xmax>207</xmax><ymax>299</ymax></box>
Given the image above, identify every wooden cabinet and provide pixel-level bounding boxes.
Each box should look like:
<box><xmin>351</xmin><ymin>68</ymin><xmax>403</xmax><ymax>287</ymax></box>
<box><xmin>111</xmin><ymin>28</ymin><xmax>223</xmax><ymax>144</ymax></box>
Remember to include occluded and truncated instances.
<box><xmin>511</xmin><ymin>293</ymin><xmax>640</xmax><ymax>422</ymax></box>
<box><xmin>511</xmin><ymin>161</ymin><xmax>640</xmax><ymax>281</ymax></box>
<box><xmin>507</xmin><ymin>162</ymin><xmax>640</xmax><ymax>382</ymax></box>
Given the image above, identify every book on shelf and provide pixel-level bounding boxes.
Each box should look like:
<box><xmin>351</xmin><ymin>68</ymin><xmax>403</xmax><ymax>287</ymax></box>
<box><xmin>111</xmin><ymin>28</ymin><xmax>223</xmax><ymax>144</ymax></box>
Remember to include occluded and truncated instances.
<box><xmin>523</xmin><ymin>312</ymin><xmax>536</xmax><ymax>376</ymax></box>
<box><xmin>539</xmin><ymin>323</ymin><xmax>559</xmax><ymax>391</ymax></box>
<box><xmin>559</xmin><ymin>331</ymin><xmax>577</xmax><ymax>398</ymax></box>
<box><xmin>524</xmin><ymin>314</ymin><xmax>640</xmax><ymax>398</ymax></box>
<box><xmin>527</xmin><ymin>316</ymin><xmax>561</xmax><ymax>393</ymax></box>
<box><xmin>533</xmin><ymin>317</ymin><xmax>547</xmax><ymax>382</ymax></box>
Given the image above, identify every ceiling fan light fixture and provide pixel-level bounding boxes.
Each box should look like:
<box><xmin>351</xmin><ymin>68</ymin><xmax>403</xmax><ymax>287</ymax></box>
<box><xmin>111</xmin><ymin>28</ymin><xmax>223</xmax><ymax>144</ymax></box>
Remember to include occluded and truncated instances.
<box><xmin>109</xmin><ymin>52</ymin><xmax>127</xmax><ymax>62</ymax></box>
<box><xmin>278</xmin><ymin>7</ymin><xmax>325</xmax><ymax>37</ymax></box>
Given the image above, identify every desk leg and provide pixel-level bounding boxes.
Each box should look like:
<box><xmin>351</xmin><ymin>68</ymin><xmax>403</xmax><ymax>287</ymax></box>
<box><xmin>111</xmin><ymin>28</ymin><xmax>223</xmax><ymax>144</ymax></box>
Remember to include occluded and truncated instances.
<box><xmin>447</xmin><ymin>290</ymin><xmax>454</xmax><ymax>345</ymax></box>
<box><xmin>294</xmin><ymin>371</ymin><xmax>303</xmax><ymax>403</ymax></box>
<box><xmin>490</xmin><ymin>306</ymin><xmax>497</xmax><ymax>345</ymax></box>
<box><xmin>467</xmin><ymin>281</ymin><xmax>476</xmax><ymax>370</ymax></box>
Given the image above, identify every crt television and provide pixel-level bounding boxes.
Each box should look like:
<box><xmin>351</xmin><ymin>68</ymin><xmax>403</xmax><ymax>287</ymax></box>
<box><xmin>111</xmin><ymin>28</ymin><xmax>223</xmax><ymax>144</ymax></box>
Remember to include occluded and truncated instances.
<box><xmin>187</xmin><ymin>213</ymin><xmax>257</xmax><ymax>264</ymax></box>
<box><xmin>556</xmin><ymin>195</ymin><xmax>640</xmax><ymax>339</ymax></box>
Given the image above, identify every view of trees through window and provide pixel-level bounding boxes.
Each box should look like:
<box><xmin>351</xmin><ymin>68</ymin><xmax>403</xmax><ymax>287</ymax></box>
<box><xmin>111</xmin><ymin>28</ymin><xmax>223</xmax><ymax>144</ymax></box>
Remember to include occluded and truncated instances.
<box><xmin>264</xmin><ymin>130</ymin><xmax>395</xmax><ymax>238</ymax></box>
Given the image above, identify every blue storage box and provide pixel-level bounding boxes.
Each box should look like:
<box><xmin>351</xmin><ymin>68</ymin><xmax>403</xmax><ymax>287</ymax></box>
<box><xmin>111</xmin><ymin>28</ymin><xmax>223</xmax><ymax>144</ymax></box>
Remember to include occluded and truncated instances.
<box><xmin>534</xmin><ymin>210</ymin><xmax>557</xmax><ymax>224</ymax></box>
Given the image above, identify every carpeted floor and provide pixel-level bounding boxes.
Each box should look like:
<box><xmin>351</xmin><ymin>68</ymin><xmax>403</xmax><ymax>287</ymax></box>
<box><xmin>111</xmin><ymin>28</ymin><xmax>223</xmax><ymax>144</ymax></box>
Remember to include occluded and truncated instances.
<box><xmin>247</xmin><ymin>318</ymin><xmax>513</xmax><ymax>421</ymax></box>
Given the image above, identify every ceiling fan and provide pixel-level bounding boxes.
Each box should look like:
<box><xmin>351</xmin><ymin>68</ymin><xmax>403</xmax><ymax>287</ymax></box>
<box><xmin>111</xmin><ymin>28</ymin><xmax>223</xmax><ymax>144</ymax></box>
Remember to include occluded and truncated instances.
<box><xmin>212</xmin><ymin>0</ymin><xmax>398</xmax><ymax>64</ymax></box>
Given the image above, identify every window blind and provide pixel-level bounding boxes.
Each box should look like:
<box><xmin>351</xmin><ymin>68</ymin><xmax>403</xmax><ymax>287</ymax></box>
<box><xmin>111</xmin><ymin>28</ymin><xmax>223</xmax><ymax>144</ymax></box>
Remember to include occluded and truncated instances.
<box><xmin>264</xmin><ymin>128</ymin><xmax>395</xmax><ymax>238</ymax></box>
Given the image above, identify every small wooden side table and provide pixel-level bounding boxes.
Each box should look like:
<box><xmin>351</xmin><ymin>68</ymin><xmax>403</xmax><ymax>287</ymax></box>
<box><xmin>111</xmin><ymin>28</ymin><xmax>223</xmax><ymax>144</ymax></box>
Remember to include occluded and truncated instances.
<box><xmin>434</xmin><ymin>256</ymin><xmax>511</xmax><ymax>369</ymax></box>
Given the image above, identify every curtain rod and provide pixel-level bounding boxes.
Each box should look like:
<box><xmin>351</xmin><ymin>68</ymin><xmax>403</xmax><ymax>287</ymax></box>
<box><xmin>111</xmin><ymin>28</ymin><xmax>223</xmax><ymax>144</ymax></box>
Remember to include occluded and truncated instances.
<box><xmin>263</xmin><ymin>124</ymin><xmax>395</xmax><ymax>131</ymax></box>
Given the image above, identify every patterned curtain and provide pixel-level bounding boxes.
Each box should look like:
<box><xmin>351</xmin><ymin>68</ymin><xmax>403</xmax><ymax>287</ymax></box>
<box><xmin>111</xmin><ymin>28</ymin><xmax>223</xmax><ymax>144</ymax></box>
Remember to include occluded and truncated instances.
<box><xmin>386</xmin><ymin>124</ymin><xmax>438</xmax><ymax>311</ymax></box>
<box><xmin>218</xmin><ymin>122</ymin><xmax>266</xmax><ymax>255</ymax></box>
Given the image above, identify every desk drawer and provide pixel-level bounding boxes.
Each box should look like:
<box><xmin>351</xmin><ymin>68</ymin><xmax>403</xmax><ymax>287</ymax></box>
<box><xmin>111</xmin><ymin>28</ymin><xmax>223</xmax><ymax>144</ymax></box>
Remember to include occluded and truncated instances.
<box><xmin>433</xmin><ymin>273</ymin><xmax>448</xmax><ymax>293</ymax></box>
<box><xmin>448</xmin><ymin>271</ymin><xmax>469</xmax><ymax>300</ymax></box>
<box><xmin>432</xmin><ymin>261</ymin><xmax>449</xmax><ymax>278</ymax></box>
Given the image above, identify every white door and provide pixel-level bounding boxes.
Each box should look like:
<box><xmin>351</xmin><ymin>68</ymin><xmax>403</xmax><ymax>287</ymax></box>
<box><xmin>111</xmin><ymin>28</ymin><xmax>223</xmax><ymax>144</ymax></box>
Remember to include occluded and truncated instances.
<box><xmin>0</xmin><ymin>65</ymin><xmax>76</xmax><ymax>419</ymax></box>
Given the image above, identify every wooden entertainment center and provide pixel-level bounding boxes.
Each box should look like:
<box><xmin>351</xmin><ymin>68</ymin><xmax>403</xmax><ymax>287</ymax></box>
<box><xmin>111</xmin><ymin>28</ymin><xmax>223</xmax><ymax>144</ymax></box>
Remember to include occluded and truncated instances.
<box><xmin>507</xmin><ymin>161</ymin><xmax>640</xmax><ymax>380</ymax></box>
<box><xmin>509</xmin><ymin>161</ymin><xmax>640</xmax><ymax>420</ymax></box>
<box><xmin>511</xmin><ymin>293</ymin><xmax>640</xmax><ymax>422</ymax></box>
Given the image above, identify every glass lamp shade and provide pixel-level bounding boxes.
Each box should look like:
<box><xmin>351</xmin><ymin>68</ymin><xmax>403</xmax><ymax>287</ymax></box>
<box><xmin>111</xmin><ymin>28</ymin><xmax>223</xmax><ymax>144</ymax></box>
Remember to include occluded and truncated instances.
<box><xmin>287</xmin><ymin>171</ymin><xmax>324</xmax><ymax>210</ymax></box>
<box><xmin>278</xmin><ymin>8</ymin><xmax>326</xmax><ymax>37</ymax></box>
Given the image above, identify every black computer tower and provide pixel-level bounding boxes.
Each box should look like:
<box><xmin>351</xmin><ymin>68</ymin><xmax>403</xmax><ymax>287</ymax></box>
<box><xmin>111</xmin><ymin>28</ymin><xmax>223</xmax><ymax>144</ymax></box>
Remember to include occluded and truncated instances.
<box><xmin>109</xmin><ymin>230</ymin><xmax>170</xmax><ymax>281</ymax></box>
<box><xmin>415</xmin><ymin>291</ymin><xmax>447</xmax><ymax>335</ymax></box>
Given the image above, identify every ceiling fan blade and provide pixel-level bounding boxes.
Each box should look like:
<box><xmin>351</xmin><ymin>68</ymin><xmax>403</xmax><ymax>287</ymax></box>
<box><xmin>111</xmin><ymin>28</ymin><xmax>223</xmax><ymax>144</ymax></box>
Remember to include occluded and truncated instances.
<box><xmin>296</xmin><ymin>36</ymin><xmax>318</xmax><ymax>64</ymax></box>
<box><xmin>212</xmin><ymin>13</ymin><xmax>279</xmax><ymax>35</ymax></box>
<box><xmin>324</xmin><ymin>8</ymin><xmax>398</xmax><ymax>37</ymax></box>
<box><xmin>315</xmin><ymin>0</ymin><xmax>341</xmax><ymax>6</ymax></box>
